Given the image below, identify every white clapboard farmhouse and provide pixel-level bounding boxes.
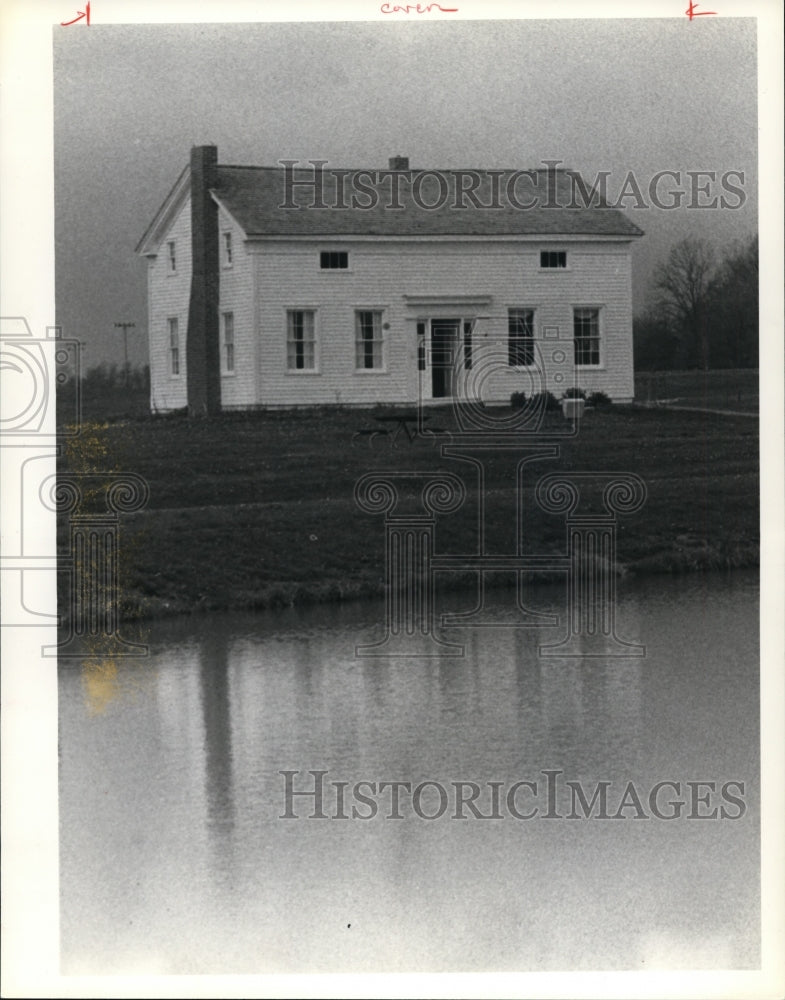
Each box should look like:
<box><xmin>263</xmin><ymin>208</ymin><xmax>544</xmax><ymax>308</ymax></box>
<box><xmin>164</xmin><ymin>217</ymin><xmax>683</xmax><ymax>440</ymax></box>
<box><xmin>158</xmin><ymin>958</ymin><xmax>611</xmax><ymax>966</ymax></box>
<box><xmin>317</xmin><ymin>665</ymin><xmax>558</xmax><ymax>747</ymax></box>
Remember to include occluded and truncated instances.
<box><xmin>136</xmin><ymin>146</ymin><xmax>643</xmax><ymax>415</ymax></box>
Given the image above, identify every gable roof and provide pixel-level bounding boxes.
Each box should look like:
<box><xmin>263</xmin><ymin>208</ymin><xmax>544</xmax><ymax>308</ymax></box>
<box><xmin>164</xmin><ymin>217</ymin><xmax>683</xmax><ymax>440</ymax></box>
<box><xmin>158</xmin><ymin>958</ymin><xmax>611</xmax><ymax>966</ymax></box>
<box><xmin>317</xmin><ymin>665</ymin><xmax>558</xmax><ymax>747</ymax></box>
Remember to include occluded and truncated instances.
<box><xmin>135</xmin><ymin>165</ymin><xmax>190</xmax><ymax>256</ymax></box>
<box><xmin>214</xmin><ymin>165</ymin><xmax>643</xmax><ymax>239</ymax></box>
<box><xmin>137</xmin><ymin>160</ymin><xmax>643</xmax><ymax>254</ymax></box>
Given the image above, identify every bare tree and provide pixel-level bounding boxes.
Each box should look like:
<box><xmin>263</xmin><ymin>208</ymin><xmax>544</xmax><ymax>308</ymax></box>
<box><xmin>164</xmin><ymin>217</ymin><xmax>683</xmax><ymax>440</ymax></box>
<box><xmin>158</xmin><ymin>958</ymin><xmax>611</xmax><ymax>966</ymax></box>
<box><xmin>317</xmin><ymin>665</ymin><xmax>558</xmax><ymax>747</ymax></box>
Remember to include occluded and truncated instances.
<box><xmin>655</xmin><ymin>236</ymin><xmax>716</xmax><ymax>369</ymax></box>
<box><xmin>707</xmin><ymin>235</ymin><xmax>758</xmax><ymax>368</ymax></box>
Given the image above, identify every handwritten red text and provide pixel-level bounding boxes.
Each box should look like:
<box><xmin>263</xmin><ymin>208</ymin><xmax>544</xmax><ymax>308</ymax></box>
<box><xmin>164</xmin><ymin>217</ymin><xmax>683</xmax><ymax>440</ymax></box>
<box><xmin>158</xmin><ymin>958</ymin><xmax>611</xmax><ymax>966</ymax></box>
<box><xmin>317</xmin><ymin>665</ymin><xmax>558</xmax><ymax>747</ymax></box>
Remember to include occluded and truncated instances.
<box><xmin>685</xmin><ymin>2</ymin><xmax>717</xmax><ymax>19</ymax></box>
<box><xmin>61</xmin><ymin>1</ymin><xmax>90</xmax><ymax>26</ymax></box>
<box><xmin>381</xmin><ymin>3</ymin><xmax>458</xmax><ymax>13</ymax></box>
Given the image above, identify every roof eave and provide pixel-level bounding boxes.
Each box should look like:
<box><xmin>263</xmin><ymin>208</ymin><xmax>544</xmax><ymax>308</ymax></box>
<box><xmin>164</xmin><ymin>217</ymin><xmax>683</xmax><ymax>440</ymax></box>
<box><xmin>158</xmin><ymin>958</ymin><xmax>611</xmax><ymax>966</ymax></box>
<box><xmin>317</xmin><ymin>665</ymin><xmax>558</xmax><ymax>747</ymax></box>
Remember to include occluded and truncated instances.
<box><xmin>240</xmin><ymin>229</ymin><xmax>644</xmax><ymax>242</ymax></box>
<box><xmin>209</xmin><ymin>191</ymin><xmax>249</xmax><ymax>236</ymax></box>
<box><xmin>135</xmin><ymin>164</ymin><xmax>191</xmax><ymax>256</ymax></box>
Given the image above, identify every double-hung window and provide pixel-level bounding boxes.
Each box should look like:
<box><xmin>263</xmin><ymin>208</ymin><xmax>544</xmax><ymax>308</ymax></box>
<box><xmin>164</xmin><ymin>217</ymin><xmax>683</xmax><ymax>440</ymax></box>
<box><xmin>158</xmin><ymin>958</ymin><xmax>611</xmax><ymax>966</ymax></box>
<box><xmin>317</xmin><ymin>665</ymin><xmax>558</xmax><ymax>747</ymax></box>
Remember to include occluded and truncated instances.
<box><xmin>222</xmin><ymin>312</ymin><xmax>235</xmax><ymax>373</ymax></box>
<box><xmin>508</xmin><ymin>309</ymin><xmax>535</xmax><ymax>367</ymax></box>
<box><xmin>167</xmin><ymin>317</ymin><xmax>180</xmax><ymax>375</ymax></box>
<box><xmin>286</xmin><ymin>310</ymin><xmax>316</xmax><ymax>371</ymax></box>
<box><xmin>573</xmin><ymin>308</ymin><xmax>601</xmax><ymax>366</ymax></box>
<box><xmin>355</xmin><ymin>310</ymin><xmax>384</xmax><ymax>370</ymax></box>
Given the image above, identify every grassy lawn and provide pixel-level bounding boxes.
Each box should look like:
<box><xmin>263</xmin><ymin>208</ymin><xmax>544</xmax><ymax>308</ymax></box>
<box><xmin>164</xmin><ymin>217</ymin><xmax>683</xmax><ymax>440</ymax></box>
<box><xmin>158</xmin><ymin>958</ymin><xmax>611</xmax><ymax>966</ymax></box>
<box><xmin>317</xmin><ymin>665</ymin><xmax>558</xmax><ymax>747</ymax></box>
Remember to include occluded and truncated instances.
<box><xmin>57</xmin><ymin>403</ymin><xmax>759</xmax><ymax>621</ymax></box>
<box><xmin>634</xmin><ymin>369</ymin><xmax>759</xmax><ymax>412</ymax></box>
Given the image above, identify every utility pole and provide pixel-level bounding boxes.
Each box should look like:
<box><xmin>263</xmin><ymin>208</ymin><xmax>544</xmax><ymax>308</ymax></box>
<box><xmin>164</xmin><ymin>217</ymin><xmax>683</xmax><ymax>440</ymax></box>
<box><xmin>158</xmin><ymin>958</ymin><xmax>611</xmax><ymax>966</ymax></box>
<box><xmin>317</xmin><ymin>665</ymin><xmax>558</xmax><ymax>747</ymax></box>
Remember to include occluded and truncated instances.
<box><xmin>114</xmin><ymin>321</ymin><xmax>135</xmax><ymax>385</ymax></box>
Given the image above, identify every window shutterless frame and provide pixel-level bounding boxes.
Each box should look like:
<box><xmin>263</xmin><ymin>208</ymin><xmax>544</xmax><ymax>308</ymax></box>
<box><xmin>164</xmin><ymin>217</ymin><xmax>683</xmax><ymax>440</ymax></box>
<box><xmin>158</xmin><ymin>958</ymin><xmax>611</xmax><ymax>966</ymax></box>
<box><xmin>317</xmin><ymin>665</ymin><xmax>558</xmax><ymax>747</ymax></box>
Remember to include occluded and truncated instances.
<box><xmin>285</xmin><ymin>308</ymin><xmax>319</xmax><ymax>373</ymax></box>
<box><xmin>320</xmin><ymin>250</ymin><xmax>349</xmax><ymax>270</ymax></box>
<box><xmin>222</xmin><ymin>312</ymin><xmax>235</xmax><ymax>374</ymax></box>
<box><xmin>540</xmin><ymin>250</ymin><xmax>567</xmax><ymax>269</ymax></box>
<box><xmin>167</xmin><ymin>317</ymin><xmax>180</xmax><ymax>377</ymax></box>
<box><xmin>507</xmin><ymin>308</ymin><xmax>536</xmax><ymax>367</ymax></box>
<box><xmin>354</xmin><ymin>309</ymin><xmax>386</xmax><ymax>371</ymax></box>
<box><xmin>573</xmin><ymin>306</ymin><xmax>603</xmax><ymax>367</ymax></box>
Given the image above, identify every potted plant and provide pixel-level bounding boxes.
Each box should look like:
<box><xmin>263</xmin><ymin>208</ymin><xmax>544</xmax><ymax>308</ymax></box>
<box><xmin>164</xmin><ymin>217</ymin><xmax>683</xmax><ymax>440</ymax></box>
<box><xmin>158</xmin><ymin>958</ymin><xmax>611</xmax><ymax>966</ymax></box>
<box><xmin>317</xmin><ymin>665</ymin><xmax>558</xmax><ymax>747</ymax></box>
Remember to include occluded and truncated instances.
<box><xmin>561</xmin><ymin>387</ymin><xmax>586</xmax><ymax>420</ymax></box>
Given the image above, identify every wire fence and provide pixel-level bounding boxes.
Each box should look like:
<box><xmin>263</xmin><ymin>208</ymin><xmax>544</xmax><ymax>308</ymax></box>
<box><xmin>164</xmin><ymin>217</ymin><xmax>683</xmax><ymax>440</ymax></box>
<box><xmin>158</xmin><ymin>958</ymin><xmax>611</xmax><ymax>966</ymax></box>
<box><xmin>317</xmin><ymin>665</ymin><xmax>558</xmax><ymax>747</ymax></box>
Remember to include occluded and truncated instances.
<box><xmin>634</xmin><ymin>369</ymin><xmax>758</xmax><ymax>413</ymax></box>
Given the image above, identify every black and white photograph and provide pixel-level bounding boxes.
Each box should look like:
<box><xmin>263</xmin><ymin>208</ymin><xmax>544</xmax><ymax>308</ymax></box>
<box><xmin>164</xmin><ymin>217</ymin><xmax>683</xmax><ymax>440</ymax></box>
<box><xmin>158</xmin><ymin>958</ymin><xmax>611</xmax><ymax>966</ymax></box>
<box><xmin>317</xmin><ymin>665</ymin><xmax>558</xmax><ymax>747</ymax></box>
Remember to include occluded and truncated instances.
<box><xmin>1</xmin><ymin>1</ymin><xmax>783</xmax><ymax>997</ymax></box>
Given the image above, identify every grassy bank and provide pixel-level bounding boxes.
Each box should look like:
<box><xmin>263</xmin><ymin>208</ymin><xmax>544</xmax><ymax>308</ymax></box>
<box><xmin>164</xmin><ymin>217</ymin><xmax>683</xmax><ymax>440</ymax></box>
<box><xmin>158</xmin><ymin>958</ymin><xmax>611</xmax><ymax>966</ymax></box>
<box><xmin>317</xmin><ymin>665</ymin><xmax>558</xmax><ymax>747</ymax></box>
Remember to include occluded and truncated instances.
<box><xmin>58</xmin><ymin>404</ymin><xmax>759</xmax><ymax>621</ymax></box>
<box><xmin>634</xmin><ymin>368</ymin><xmax>758</xmax><ymax>412</ymax></box>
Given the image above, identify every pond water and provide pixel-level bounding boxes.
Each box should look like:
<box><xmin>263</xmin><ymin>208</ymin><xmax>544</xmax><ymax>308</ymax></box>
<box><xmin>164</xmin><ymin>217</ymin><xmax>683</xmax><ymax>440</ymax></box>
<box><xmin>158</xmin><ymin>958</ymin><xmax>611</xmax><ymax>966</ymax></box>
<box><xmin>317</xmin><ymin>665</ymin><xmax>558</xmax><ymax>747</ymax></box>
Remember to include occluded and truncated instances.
<box><xmin>59</xmin><ymin>570</ymin><xmax>759</xmax><ymax>975</ymax></box>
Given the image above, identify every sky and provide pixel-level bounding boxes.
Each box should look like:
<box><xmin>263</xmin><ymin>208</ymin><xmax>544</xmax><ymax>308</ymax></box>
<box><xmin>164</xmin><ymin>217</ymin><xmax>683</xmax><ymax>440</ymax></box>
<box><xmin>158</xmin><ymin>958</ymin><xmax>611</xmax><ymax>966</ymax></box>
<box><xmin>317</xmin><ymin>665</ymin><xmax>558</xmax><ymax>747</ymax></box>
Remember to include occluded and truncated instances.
<box><xmin>52</xmin><ymin>14</ymin><xmax>758</xmax><ymax>373</ymax></box>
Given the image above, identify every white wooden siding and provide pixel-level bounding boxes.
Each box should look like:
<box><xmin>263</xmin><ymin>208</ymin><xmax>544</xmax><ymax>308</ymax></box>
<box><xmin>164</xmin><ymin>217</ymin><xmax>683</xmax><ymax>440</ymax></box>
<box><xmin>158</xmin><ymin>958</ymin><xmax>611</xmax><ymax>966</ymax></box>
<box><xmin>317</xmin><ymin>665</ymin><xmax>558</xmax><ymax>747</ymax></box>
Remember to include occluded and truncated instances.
<box><xmin>147</xmin><ymin>199</ymin><xmax>258</xmax><ymax>411</ymax></box>
<box><xmin>217</xmin><ymin>207</ymin><xmax>256</xmax><ymax>408</ymax></box>
<box><xmin>148</xmin><ymin>228</ymin><xmax>636</xmax><ymax>409</ymax></box>
<box><xmin>251</xmin><ymin>240</ymin><xmax>635</xmax><ymax>405</ymax></box>
<box><xmin>147</xmin><ymin>196</ymin><xmax>191</xmax><ymax>412</ymax></box>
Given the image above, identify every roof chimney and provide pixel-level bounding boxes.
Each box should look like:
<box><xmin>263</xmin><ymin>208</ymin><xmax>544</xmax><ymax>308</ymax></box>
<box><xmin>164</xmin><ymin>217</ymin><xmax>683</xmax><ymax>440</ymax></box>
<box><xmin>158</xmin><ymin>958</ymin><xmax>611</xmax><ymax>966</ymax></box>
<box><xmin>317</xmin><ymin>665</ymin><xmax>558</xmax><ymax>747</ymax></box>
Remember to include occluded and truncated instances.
<box><xmin>186</xmin><ymin>145</ymin><xmax>221</xmax><ymax>417</ymax></box>
<box><xmin>388</xmin><ymin>155</ymin><xmax>409</xmax><ymax>170</ymax></box>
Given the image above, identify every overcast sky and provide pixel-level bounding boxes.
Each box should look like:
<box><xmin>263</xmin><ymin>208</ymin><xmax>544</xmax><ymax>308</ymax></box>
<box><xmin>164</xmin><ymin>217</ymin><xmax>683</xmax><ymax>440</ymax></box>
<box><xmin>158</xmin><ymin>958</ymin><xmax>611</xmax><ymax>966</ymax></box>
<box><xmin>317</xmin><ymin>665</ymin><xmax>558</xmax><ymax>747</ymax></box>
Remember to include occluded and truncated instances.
<box><xmin>53</xmin><ymin>16</ymin><xmax>757</xmax><ymax>373</ymax></box>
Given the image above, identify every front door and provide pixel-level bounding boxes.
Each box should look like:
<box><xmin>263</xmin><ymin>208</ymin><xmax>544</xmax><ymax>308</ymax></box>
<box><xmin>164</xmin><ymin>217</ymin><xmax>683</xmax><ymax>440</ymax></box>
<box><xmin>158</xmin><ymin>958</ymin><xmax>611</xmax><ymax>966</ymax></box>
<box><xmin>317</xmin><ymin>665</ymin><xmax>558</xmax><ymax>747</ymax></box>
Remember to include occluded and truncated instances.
<box><xmin>431</xmin><ymin>319</ymin><xmax>460</xmax><ymax>398</ymax></box>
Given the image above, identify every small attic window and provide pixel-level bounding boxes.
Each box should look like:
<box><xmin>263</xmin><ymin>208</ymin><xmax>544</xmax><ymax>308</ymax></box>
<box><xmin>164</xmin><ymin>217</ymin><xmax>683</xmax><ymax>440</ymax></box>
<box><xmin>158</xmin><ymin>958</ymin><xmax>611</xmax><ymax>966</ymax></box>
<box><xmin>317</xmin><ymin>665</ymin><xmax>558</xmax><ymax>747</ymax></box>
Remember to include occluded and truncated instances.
<box><xmin>320</xmin><ymin>251</ymin><xmax>348</xmax><ymax>270</ymax></box>
<box><xmin>167</xmin><ymin>241</ymin><xmax>176</xmax><ymax>272</ymax></box>
<box><xmin>540</xmin><ymin>250</ymin><xmax>567</xmax><ymax>269</ymax></box>
<box><xmin>223</xmin><ymin>232</ymin><xmax>233</xmax><ymax>266</ymax></box>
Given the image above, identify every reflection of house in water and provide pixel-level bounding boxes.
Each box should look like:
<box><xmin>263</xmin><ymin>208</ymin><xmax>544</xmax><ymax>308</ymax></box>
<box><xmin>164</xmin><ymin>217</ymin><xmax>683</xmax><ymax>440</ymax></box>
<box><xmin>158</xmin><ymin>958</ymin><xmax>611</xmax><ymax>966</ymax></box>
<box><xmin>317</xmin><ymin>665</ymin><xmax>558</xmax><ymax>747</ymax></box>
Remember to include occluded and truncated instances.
<box><xmin>59</xmin><ymin>575</ymin><xmax>759</xmax><ymax>973</ymax></box>
<box><xmin>537</xmin><ymin>591</ymin><xmax>645</xmax><ymax>759</ymax></box>
<box><xmin>219</xmin><ymin>598</ymin><xmax>648</xmax><ymax>781</ymax></box>
<box><xmin>196</xmin><ymin>631</ymin><xmax>239</xmax><ymax>892</ymax></box>
<box><xmin>198</xmin><ymin>632</ymin><xmax>235</xmax><ymax>833</ymax></box>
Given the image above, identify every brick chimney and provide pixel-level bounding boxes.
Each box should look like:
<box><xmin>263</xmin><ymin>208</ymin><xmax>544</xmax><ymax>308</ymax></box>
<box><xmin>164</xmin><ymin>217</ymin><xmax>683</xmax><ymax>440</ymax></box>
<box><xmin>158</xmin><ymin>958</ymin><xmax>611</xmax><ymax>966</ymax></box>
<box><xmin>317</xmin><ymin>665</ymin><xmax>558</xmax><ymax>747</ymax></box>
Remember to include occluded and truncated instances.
<box><xmin>186</xmin><ymin>145</ymin><xmax>221</xmax><ymax>417</ymax></box>
<box><xmin>388</xmin><ymin>155</ymin><xmax>409</xmax><ymax>170</ymax></box>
